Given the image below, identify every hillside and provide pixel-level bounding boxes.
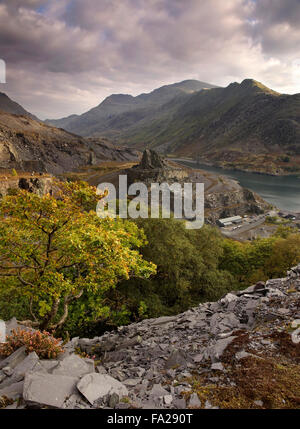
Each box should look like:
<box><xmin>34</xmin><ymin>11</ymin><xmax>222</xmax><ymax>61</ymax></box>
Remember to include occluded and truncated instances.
<box><xmin>107</xmin><ymin>79</ymin><xmax>300</xmax><ymax>175</ymax></box>
<box><xmin>1</xmin><ymin>264</ymin><xmax>300</xmax><ymax>409</ymax></box>
<box><xmin>46</xmin><ymin>80</ymin><xmax>217</xmax><ymax>137</ymax></box>
<box><xmin>152</xmin><ymin>79</ymin><xmax>300</xmax><ymax>174</ymax></box>
<box><xmin>0</xmin><ymin>111</ymin><xmax>140</xmax><ymax>175</ymax></box>
<box><xmin>46</xmin><ymin>79</ymin><xmax>300</xmax><ymax>175</ymax></box>
<box><xmin>0</xmin><ymin>92</ymin><xmax>38</xmax><ymax>120</ymax></box>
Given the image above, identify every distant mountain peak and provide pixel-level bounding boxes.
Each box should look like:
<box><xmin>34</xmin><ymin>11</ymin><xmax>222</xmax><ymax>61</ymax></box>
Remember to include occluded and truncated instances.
<box><xmin>46</xmin><ymin>79</ymin><xmax>219</xmax><ymax>136</ymax></box>
<box><xmin>240</xmin><ymin>78</ymin><xmax>280</xmax><ymax>95</ymax></box>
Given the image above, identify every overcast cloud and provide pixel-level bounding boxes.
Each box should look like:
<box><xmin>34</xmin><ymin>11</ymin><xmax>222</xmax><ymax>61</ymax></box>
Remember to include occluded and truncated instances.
<box><xmin>0</xmin><ymin>0</ymin><xmax>299</xmax><ymax>119</ymax></box>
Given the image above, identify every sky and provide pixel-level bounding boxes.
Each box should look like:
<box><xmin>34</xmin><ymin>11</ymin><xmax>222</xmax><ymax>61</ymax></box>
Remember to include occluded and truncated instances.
<box><xmin>0</xmin><ymin>0</ymin><xmax>299</xmax><ymax>119</ymax></box>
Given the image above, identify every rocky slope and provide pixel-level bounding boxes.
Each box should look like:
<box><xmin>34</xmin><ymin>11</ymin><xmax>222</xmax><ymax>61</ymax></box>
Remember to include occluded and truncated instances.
<box><xmin>46</xmin><ymin>80</ymin><xmax>217</xmax><ymax>137</ymax></box>
<box><xmin>0</xmin><ymin>175</ymin><xmax>55</xmax><ymax>198</ymax></box>
<box><xmin>1</xmin><ymin>265</ymin><xmax>300</xmax><ymax>409</ymax></box>
<box><xmin>0</xmin><ymin>111</ymin><xmax>140</xmax><ymax>175</ymax></box>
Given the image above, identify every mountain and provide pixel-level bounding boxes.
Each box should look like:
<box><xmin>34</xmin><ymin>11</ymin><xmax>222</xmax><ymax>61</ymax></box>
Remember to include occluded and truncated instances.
<box><xmin>46</xmin><ymin>78</ymin><xmax>300</xmax><ymax>174</ymax></box>
<box><xmin>46</xmin><ymin>80</ymin><xmax>217</xmax><ymax>137</ymax></box>
<box><xmin>0</xmin><ymin>92</ymin><xmax>38</xmax><ymax>120</ymax></box>
<box><xmin>146</xmin><ymin>79</ymin><xmax>300</xmax><ymax>174</ymax></box>
<box><xmin>0</xmin><ymin>111</ymin><xmax>140</xmax><ymax>175</ymax></box>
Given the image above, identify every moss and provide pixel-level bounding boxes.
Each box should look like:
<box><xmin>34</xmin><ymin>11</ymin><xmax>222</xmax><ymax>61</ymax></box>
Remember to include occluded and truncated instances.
<box><xmin>121</xmin><ymin>396</ymin><xmax>131</xmax><ymax>403</ymax></box>
<box><xmin>190</xmin><ymin>355</ymin><xmax>300</xmax><ymax>409</ymax></box>
<box><xmin>188</xmin><ymin>329</ymin><xmax>300</xmax><ymax>409</ymax></box>
<box><xmin>269</xmin><ymin>331</ymin><xmax>300</xmax><ymax>364</ymax></box>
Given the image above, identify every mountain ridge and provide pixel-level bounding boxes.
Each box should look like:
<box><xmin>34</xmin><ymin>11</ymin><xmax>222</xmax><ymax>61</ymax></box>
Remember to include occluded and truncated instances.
<box><xmin>45</xmin><ymin>79</ymin><xmax>218</xmax><ymax>136</ymax></box>
<box><xmin>58</xmin><ymin>77</ymin><xmax>298</xmax><ymax>175</ymax></box>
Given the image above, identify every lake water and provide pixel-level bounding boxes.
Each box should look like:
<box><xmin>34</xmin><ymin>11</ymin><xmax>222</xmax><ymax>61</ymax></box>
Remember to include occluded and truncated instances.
<box><xmin>174</xmin><ymin>159</ymin><xmax>300</xmax><ymax>213</ymax></box>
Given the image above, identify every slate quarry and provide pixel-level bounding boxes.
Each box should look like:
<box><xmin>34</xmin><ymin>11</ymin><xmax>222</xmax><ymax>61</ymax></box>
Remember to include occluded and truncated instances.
<box><xmin>1</xmin><ymin>265</ymin><xmax>300</xmax><ymax>409</ymax></box>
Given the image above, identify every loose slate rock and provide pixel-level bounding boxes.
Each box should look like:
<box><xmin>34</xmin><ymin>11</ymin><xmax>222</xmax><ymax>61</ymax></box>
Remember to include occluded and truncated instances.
<box><xmin>0</xmin><ymin>346</ymin><xmax>27</xmax><ymax>370</ymax></box>
<box><xmin>77</xmin><ymin>373</ymin><xmax>128</xmax><ymax>405</ymax></box>
<box><xmin>189</xmin><ymin>393</ymin><xmax>201</xmax><ymax>408</ymax></box>
<box><xmin>23</xmin><ymin>372</ymin><xmax>78</xmax><ymax>408</ymax></box>
<box><xmin>52</xmin><ymin>354</ymin><xmax>94</xmax><ymax>377</ymax></box>
<box><xmin>165</xmin><ymin>349</ymin><xmax>187</xmax><ymax>369</ymax></box>
<box><xmin>149</xmin><ymin>383</ymin><xmax>169</xmax><ymax>397</ymax></box>
<box><xmin>0</xmin><ymin>381</ymin><xmax>24</xmax><ymax>400</ymax></box>
<box><xmin>208</xmin><ymin>336</ymin><xmax>236</xmax><ymax>363</ymax></box>
<box><xmin>13</xmin><ymin>352</ymin><xmax>39</xmax><ymax>378</ymax></box>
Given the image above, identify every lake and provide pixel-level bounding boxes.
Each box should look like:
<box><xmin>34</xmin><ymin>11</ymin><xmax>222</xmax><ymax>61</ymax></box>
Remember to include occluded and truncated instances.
<box><xmin>173</xmin><ymin>159</ymin><xmax>300</xmax><ymax>213</ymax></box>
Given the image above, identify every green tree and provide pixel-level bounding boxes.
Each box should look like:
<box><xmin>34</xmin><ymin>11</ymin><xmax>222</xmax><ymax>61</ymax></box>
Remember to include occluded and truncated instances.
<box><xmin>0</xmin><ymin>181</ymin><xmax>156</xmax><ymax>331</ymax></box>
<box><xmin>117</xmin><ymin>218</ymin><xmax>233</xmax><ymax>319</ymax></box>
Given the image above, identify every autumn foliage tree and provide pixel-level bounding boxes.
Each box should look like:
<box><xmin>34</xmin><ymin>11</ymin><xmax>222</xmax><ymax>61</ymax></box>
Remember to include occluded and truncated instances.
<box><xmin>0</xmin><ymin>181</ymin><xmax>156</xmax><ymax>331</ymax></box>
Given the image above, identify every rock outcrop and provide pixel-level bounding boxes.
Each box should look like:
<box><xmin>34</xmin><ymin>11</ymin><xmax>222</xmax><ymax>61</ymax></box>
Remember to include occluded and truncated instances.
<box><xmin>122</xmin><ymin>150</ymin><xmax>269</xmax><ymax>223</ymax></box>
<box><xmin>1</xmin><ymin>265</ymin><xmax>300</xmax><ymax>409</ymax></box>
<box><xmin>0</xmin><ymin>175</ymin><xmax>55</xmax><ymax>198</ymax></box>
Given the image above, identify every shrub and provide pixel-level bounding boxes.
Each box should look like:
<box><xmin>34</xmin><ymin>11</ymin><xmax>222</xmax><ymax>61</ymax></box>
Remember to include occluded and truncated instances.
<box><xmin>0</xmin><ymin>328</ymin><xmax>64</xmax><ymax>359</ymax></box>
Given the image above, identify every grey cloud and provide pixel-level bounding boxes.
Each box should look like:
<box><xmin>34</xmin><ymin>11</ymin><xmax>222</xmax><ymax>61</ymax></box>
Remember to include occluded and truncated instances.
<box><xmin>248</xmin><ymin>0</ymin><xmax>300</xmax><ymax>56</ymax></box>
<box><xmin>0</xmin><ymin>0</ymin><xmax>299</xmax><ymax>119</ymax></box>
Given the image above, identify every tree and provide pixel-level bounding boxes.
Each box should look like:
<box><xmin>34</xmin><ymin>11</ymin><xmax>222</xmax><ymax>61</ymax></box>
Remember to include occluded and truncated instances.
<box><xmin>0</xmin><ymin>181</ymin><xmax>156</xmax><ymax>331</ymax></box>
<box><xmin>117</xmin><ymin>218</ymin><xmax>233</xmax><ymax>319</ymax></box>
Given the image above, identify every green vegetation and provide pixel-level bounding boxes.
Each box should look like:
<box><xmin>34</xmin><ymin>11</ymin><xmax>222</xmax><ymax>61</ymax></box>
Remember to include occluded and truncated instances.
<box><xmin>0</xmin><ymin>181</ymin><xmax>155</xmax><ymax>333</ymax></box>
<box><xmin>1</xmin><ymin>181</ymin><xmax>300</xmax><ymax>337</ymax></box>
<box><xmin>188</xmin><ymin>330</ymin><xmax>300</xmax><ymax>409</ymax></box>
<box><xmin>0</xmin><ymin>328</ymin><xmax>64</xmax><ymax>359</ymax></box>
<box><xmin>116</xmin><ymin>218</ymin><xmax>233</xmax><ymax>320</ymax></box>
<box><xmin>115</xmin><ymin>219</ymin><xmax>300</xmax><ymax>325</ymax></box>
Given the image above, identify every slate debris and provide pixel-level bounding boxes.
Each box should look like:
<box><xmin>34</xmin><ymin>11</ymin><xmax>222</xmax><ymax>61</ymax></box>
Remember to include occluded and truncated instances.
<box><xmin>1</xmin><ymin>263</ymin><xmax>300</xmax><ymax>409</ymax></box>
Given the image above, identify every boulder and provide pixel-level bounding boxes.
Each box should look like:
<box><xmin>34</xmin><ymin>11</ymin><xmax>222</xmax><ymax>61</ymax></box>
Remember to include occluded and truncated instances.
<box><xmin>149</xmin><ymin>383</ymin><xmax>169</xmax><ymax>397</ymax></box>
<box><xmin>0</xmin><ymin>381</ymin><xmax>24</xmax><ymax>401</ymax></box>
<box><xmin>13</xmin><ymin>352</ymin><xmax>39</xmax><ymax>378</ymax></box>
<box><xmin>291</xmin><ymin>328</ymin><xmax>300</xmax><ymax>345</ymax></box>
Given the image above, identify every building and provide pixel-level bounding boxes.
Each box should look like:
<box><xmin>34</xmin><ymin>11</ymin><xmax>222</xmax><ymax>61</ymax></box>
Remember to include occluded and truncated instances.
<box><xmin>217</xmin><ymin>216</ymin><xmax>243</xmax><ymax>227</ymax></box>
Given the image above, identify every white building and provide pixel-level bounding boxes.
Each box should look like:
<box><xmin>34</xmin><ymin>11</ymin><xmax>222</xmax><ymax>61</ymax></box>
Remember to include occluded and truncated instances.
<box><xmin>218</xmin><ymin>216</ymin><xmax>243</xmax><ymax>227</ymax></box>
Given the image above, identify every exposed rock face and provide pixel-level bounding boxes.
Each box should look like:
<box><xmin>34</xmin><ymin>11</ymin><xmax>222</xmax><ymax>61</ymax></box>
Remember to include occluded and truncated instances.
<box><xmin>0</xmin><ymin>176</ymin><xmax>55</xmax><ymax>198</ymax></box>
<box><xmin>1</xmin><ymin>264</ymin><xmax>300</xmax><ymax>409</ymax></box>
<box><xmin>122</xmin><ymin>151</ymin><xmax>269</xmax><ymax>223</ymax></box>
<box><xmin>139</xmin><ymin>149</ymin><xmax>167</xmax><ymax>170</ymax></box>
<box><xmin>127</xmin><ymin>150</ymin><xmax>188</xmax><ymax>184</ymax></box>
<box><xmin>0</xmin><ymin>111</ymin><xmax>140</xmax><ymax>175</ymax></box>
